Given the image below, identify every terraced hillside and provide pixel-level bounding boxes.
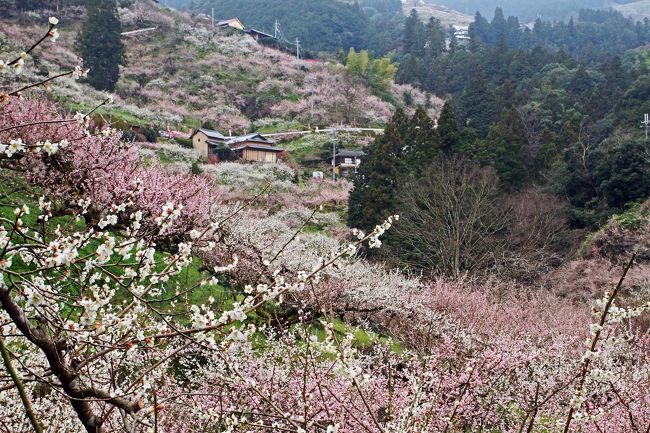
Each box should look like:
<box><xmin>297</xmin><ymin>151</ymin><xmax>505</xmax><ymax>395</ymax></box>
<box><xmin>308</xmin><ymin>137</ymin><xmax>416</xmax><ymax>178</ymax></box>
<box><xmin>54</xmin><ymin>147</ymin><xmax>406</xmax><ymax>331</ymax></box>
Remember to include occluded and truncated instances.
<box><xmin>614</xmin><ymin>0</ymin><xmax>650</xmax><ymax>21</ymax></box>
<box><xmin>403</xmin><ymin>1</ymin><xmax>474</xmax><ymax>27</ymax></box>
<box><xmin>0</xmin><ymin>1</ymin><xmax>432</xmax><ymax>134</ymax></box>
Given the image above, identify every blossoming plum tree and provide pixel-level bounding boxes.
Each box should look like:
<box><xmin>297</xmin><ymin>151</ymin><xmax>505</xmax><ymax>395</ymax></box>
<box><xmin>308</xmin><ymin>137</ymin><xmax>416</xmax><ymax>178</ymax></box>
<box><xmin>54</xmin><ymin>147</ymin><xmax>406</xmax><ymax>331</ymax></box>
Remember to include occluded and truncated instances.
<box><xmin>2</xmin><ymin>16</ymin><xmax>650</xmax><ymax>433</ymax></box>
<box><xmin>0</xmin><ymin>19</ymin><xmax>398</xmax><ymax>432</ymax></box>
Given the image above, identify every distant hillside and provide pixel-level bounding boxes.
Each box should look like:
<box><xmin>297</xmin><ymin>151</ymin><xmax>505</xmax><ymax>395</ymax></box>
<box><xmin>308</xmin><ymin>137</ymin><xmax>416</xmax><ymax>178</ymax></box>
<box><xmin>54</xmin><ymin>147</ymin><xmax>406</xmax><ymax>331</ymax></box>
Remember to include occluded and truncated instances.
<box><xmin>0</xmin><ymin>1</ymin><xmax>432</xmax><ymax>133</ymax></box>
<box><xmin>614</xmin><ymin>0</ymin><xmax>650</xmax><ymax>21</ymax></box>
<box><xmin>166</xmin><ymin>0</ymin><xmax>403</xmax><ymax>54</ymax></box>
<box><xmin>420</xmin><ymin>0</ymin><xmax>609</xmax><ymax>21</ymax></box>
<box><xmin>402</xmin><ymin>1</ymin><xmax>473</xmax><ymax>27</ymax></box>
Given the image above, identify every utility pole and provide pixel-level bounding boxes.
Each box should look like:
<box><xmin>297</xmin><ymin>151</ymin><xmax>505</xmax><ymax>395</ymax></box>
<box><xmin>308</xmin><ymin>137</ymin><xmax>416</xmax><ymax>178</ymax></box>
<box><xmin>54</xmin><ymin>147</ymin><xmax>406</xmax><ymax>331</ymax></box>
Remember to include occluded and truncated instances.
<box><xmin>295</xmin><ymin>38</ymin><xmax>300</xmax><ymax>60</ymax></box>
<box><xmin>211</xmin><ymin>8</ymin><xmax>215</xmax><ymax>30</ymax></box>
<box><xmin>643</xmin><ymin>113</ymin><xmax>649</xmax><ymax>141</ymax></box>
<box><xmin>310</xmin><ymin>92</ymin><xmax>314</xmax><ymax>125</ymax></box>
<box><xmin>306</xmin><ymin>77</ymin><xmax>315</xmax><ymax>128</ymax></box>
<box><xmin>274</xmin><ymin>20</ymin><xmax>280</xmax><ymax>39</ymax></box>
<box><xmin>331</xmin><ymin>128</ymin><xmax>337</xmax><ymax>182</ymax></box>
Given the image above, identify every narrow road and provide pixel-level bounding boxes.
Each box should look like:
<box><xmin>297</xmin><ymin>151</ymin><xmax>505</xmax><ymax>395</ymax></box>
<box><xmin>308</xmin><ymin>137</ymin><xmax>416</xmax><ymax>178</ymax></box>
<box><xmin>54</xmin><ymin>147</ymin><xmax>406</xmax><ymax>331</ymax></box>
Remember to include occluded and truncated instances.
<box><xmin>261</xmin><ymin>127</ymin><xmax>384</xmax><ymax>139</ymax></box>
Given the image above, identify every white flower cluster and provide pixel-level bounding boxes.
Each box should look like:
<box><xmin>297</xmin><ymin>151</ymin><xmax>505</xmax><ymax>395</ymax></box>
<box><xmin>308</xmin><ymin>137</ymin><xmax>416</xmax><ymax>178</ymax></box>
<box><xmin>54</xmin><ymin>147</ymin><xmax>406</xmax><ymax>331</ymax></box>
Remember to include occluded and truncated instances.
<box><xmin>0</xmin><ymin>139</ymin><xmax>24</xmax><ymax>157</ymax></box>
<box><xmin>0</xmin><ymin>18</ymin><xmax>60</xmax><ymax>78</ymax></box>
<box><xmin>0</xmin><ymin>53</ymin><xmax>26</xmax><ymax>75</ymax></box>
<box><xmin>0</xmin><ymin>138</ymin><xmax>69</xmax><ymax>158</ymax></box>
<box><xmin>71</xmin><ymin>65</ymin><xmax>89</xmax><ymax>80</ymax></box>
<box><xmin>155</xmin><ymin>202</ymin><xmax>184</xmax><ymax>234</ymax></box>
<box><xmin>368</xmin><ymin>215</ymin><xmax>399</xmax><ymax>249</ymax></box>
<box><xmin>40</xmin><ymin>138</ymin><xmax>69</xmax><ymax>156</ymax></box>
<box><xmin>48</xmin><ymin>17</ymin><xmax>60</xmax><ymax>42</ymax></box>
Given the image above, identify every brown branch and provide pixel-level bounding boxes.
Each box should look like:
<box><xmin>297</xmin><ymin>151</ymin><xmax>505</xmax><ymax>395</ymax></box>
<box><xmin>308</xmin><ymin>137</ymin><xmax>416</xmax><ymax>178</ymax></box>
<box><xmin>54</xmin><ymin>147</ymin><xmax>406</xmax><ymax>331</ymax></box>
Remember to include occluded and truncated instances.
<box><xmin>8</xmin><ymin>70</ymin><xmax>74</xmax><ymax>97</ymax></box>
<box><xmin>0</xmin><ymin>284</ymin><xmax>140</xmax><ymax>433</ymax></box>
<box><xmin>0</xmin><ymin>335</ymin><xmax>44</xmax><ymax>433</ymax></box>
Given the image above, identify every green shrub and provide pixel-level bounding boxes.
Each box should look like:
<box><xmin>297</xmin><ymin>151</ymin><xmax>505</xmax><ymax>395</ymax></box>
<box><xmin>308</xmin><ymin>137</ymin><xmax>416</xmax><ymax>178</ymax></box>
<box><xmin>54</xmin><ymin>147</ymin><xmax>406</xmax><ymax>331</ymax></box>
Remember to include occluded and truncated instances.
<box><xmin>176</xmin><ymin>137</ymin><xmax>193</xmax><ymax>148</ymax></box>
<box><xmin>212</xmin><ymin>145</ymin><xmax>237</xmax><ymax>162</ymax></box>
<box><xmin>191</xmin><ymin>161</ymin><xmax>203</xmax><ymax>174</ymax></box>
<box><xmin>141</xmin><ymin>127</ymin><xmax>160</xmax><ymax>143</ymax></box>
<box><xmin>613</xmin><ymin>203</ymin><xmax>643</xmax><ymax>230</ymax></box>
<box><xmin>121</xmin><ymin>129</ymin><xmax>138</xmax><ymax>142</ymax></box>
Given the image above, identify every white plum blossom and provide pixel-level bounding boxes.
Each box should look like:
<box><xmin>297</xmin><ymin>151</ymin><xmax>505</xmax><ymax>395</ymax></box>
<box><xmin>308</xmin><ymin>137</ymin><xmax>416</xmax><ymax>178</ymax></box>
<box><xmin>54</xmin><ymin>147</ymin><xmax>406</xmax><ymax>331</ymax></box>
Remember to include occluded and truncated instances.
<box><xmin>98</xmin><ymin>214</ymin><xmax>118</xmax><ymax>229</ymax></box>
<box><xmin>13</xmin><ymin>57</ymin><xmax>25</xmax><ymax>74</ymax></box>
<box><xmin>4</xmin><ymin>138</ymin><xmax>24</xmax><ymax>157</ymax></box>
<box><xmin>96</xmin><ymin>236</ymin><xmax>116</xmax><ymax>264</ymax></box>
<box><xmin>40</xmin><ymin>140</ymin><xmax>58</xmax><ymax>155</ymax></box>
<box><xmin>155</xmin><ymin>202</ymin><xmax>183</xmax><ymax>234</ymax></box>
<box><xmin>73</xmin><ymin>111</ymin><xmax>85</xmax><ymax>123</ymax></box>
<box><xmin>48</xmin><ymin>28</ymin><xmax>60</xmax><ymax>42</ymax></box>
<box><xmin>71</xmin><ymin>66</ymin><xmax>88</xmax><ymax>80</ymax></box>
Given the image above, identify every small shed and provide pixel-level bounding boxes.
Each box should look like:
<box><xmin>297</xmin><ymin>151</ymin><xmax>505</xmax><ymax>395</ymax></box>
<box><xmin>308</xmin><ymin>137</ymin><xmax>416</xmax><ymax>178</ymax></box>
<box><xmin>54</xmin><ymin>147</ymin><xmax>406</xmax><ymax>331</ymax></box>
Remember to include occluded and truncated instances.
<box><xmin>191</xmin><ymin>128</ymin><xmax>227</xmax><ymax>160</ymax></box>
<box><xmin>247</xmin><ymin>28</ymin><xmax>275</xmax><ymax>41</ymax></box>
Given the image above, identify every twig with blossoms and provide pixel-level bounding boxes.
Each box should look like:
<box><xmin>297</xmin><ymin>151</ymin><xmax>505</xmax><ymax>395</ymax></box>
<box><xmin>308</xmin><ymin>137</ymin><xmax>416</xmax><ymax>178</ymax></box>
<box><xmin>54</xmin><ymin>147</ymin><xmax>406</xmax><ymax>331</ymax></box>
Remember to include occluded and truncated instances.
<box><xmin>0</xmin><ymin>17</ymin><xmax>89</xmax><ymax>103</ymax></box>
<box><xmin>4</xmin><ymin>17</ymin><xmax>60</xmax><ymax>67</ymax></box>
<box><xmin>4</xmin><ymin>66</ymin><xmax>89</xmax><ymax>100</ymax></box>
<box><xmin>562</xmin><ymin>253</ymin><xmax>636</xmax><ymax>433</ymax></box>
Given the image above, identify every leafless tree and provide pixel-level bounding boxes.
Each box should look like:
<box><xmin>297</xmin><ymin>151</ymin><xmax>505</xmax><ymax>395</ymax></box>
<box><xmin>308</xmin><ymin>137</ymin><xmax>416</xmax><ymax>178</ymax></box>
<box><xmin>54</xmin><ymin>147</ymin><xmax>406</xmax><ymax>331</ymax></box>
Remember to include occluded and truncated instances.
<box><xmin>389</xmin><ymin>158</ymin><xmax>508</xmax><ymax>277</ymax></box>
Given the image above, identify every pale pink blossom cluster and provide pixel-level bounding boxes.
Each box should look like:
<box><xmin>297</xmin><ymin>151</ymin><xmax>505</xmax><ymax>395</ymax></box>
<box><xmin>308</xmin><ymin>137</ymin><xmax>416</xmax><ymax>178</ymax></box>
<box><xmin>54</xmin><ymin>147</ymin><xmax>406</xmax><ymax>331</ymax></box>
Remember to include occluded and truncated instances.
<box><xmin>1</xmin><ymin>98</ymin><xmax>213</xmax><ymax>235</ymax></box>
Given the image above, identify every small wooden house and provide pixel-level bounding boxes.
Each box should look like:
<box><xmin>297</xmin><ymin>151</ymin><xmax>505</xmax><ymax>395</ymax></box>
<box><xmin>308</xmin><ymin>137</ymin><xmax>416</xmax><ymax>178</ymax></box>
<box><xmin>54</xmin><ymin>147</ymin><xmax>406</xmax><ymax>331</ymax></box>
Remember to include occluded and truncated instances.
<box><xmin>191</xmin><ymin>129</ymin><xmax>284</xmax><ymax>163</ymax></box>
<box><xmin>216</xmin><ymin>18</ymin><xmax>245</xmax><ymax>31</ymax></box>
<box><xmin>226</xmin><ymin>134</ymin><xmax>284</xmax><ymax>163</ymax></box>
<box><xmin>330</xmin><ymin>149</ymin><xmax>364</xmax><ymax>173</ymax></box>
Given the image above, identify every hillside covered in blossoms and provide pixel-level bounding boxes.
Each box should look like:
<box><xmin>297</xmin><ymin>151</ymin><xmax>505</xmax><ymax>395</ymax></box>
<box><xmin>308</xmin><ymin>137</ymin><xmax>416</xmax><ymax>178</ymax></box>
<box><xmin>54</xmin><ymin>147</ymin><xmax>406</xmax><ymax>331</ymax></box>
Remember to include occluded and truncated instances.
<box><xmin>1</xmin><ymin>1</ymin><xmax>650</xmax><ymax>433</ymax></box>
<box><xmin>0</xmin><ymin>0</ymin><xmax>437</xmax><ymax>134</ymax></box>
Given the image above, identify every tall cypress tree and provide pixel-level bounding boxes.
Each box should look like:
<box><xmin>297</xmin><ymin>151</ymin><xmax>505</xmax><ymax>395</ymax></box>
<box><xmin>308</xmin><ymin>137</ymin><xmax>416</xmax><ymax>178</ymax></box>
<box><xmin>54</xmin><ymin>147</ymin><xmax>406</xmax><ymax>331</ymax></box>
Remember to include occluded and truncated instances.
<box><xmin>403</xmin><ymin>9</ymin><xmax>426</xmax><ymax>57</ymax></box>
<box><xmin>461</xmin><ymin>68</ymin><xmax>498</xmax><ymax>136</ymax></box>
<box><xmin>424</xmin><ymin>17</ymin><xmax>446</xmax><ymax>60</ymax></box>
<box><xmin>469</xmin><ymin>11</ymin><xmax>490</xmax><ymax>50</ymax></box>
<box><xmin>348</xmin><ymin>109</ymin><xmax>407</xmax><ymax>231</ymax></box>
<box><xmin>491</xmin><ymin>7</ymin><xmax>507</xmax><ymax>44</ymax></box>
<box><xmin>438</xmin><ymin>101</ymin><xmax>460</xmax><ymax>154</ymax></box>
<box><xmin>76</xmin><ymin>0</ymin><xmax>125</xmax><ymax>91</ymax></box>
<box><xmin>403</xmin><ymin>106</ymin><xmax>439</xmax><ymax>175</ymax></box>
<box><xmin>482</xmin><ymin>108</ymin><xmax>529</xmax><ymax>189</ymax></box>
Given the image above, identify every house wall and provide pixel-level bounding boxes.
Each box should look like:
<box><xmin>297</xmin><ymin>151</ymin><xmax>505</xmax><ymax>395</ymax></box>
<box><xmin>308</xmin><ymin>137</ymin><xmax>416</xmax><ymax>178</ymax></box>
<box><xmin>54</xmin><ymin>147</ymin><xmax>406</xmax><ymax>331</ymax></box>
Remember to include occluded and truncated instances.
<box><xmin>192</xmin><ymin>131</ymin><xmax>209</xmax><ymax>159</ymax></box>
<box><xmin>243</xmin><ymin>148</ymin><xmax>277</xmax><ymax>163</ymax></box>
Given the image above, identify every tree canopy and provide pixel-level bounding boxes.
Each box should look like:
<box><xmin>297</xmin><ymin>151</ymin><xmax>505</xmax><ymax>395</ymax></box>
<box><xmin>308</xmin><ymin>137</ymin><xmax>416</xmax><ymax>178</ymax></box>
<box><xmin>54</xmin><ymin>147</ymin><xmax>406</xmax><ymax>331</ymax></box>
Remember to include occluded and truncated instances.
<box><xmin>75</xmin><ymin>0</ymin><xmax>126</xmax><ymax>91</ymax></box>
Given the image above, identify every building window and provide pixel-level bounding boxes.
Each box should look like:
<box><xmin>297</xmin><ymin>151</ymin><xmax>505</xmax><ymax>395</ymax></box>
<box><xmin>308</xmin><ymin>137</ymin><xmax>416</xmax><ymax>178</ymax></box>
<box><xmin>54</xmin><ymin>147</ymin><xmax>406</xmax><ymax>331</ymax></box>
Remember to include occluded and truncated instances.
<box><xmin>344</xmin><ymin>158</ymin><xmax>353</xmax><ymax>164</ymax></box>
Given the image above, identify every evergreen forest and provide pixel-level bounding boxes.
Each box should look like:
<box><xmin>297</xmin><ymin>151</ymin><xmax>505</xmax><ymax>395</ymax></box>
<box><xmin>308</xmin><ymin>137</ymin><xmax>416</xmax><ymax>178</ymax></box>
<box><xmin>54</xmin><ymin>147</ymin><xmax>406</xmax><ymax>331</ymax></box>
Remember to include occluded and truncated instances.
<box><xmin>351</xmin><ymin>7</ymin><xmax>650</xmax><ymax>277</ymax></box>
